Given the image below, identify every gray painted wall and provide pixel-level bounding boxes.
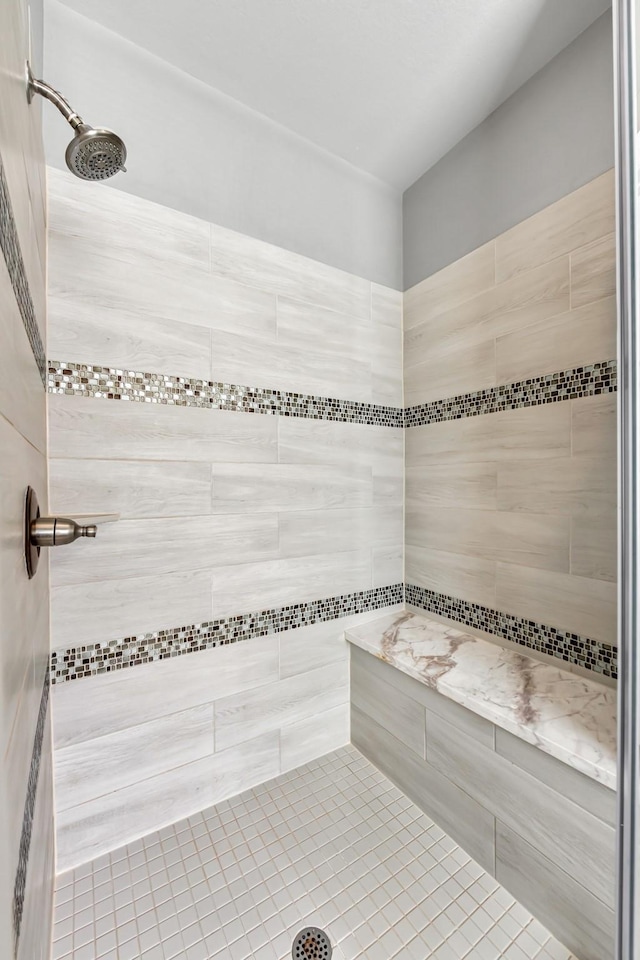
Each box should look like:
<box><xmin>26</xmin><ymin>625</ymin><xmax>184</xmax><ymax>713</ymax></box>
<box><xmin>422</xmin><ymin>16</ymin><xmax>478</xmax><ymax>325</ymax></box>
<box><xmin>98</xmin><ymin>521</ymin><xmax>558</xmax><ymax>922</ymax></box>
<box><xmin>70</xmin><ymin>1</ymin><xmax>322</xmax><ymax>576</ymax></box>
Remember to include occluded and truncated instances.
<box><xmin>402</xmin><ymin>11</ymin><xmax>614</xmax><ymax>290</ymax></box>
<box><xmin>43</xmin><ymin>1</ymin><xmax>403</xmax><ymax>289</ymax></box>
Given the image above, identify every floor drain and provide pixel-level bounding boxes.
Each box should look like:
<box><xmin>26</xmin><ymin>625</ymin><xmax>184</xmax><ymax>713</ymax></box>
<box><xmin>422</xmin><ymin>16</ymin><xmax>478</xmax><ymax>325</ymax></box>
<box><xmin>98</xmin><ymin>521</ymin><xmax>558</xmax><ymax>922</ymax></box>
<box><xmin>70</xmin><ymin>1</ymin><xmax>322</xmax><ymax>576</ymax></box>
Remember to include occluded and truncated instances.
<box><xmin>291</xmin><ymin>926</ymin><xmax>332</xmax><ymax>959</ymax></box>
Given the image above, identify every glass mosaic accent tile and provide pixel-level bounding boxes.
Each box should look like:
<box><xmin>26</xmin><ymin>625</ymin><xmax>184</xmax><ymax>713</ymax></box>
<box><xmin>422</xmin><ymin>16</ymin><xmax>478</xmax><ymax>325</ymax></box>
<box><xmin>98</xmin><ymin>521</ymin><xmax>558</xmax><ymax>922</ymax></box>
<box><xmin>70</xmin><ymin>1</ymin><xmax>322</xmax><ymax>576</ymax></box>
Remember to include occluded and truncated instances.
<box><xmin>0</xmin><ymin>156</ymin><xmax>46</xmax><ymax>385</ymax></box>
<box><xmin>47</xmin><ymin>362</ymin><xmax>404</xmax><ymax>428</ymax></box>
<box><xmin>50</xmin><ymin>584</ymin><xmax>404</xmax><ymax>684</ymax></box>
<box><xmin>405</xmin><ymin>360</ymin><xmax>617</xmax><ymax>428</ymax></box>
<box><xmin>405</xmin><ymin>583</ymin><xmax>617</xmax><ymax>679</ymax></box>
<box><xmin>13</xmin><ymin>668</ymin><xmax>50</xmax><ymax>953</ymax></box>
<box><xmin>51</xmin><ymin>746</ymin><xmax>576</xmax><ymax>960</ymax></box>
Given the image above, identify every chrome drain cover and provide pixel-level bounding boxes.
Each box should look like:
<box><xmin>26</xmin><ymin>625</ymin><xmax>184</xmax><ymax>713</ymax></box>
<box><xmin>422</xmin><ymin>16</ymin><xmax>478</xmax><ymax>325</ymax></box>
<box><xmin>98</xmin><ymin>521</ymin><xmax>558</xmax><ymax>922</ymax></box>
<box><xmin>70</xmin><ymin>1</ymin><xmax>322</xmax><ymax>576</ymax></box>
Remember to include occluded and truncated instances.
<box><xmin>291</xmin><ymin>926</ymin><xmax>332</xmax><ymax>959</ymax></box>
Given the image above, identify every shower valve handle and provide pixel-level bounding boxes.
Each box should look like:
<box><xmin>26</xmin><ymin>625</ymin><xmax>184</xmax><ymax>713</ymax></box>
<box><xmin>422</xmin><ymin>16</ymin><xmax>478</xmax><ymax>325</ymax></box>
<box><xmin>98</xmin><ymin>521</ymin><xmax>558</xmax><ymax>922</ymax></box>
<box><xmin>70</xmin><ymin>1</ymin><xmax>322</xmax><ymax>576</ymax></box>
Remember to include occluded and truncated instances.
<box><xmin>30</xmin><ymin>516</ymin><xmax>98</xmax><ymax>547</ymax></box>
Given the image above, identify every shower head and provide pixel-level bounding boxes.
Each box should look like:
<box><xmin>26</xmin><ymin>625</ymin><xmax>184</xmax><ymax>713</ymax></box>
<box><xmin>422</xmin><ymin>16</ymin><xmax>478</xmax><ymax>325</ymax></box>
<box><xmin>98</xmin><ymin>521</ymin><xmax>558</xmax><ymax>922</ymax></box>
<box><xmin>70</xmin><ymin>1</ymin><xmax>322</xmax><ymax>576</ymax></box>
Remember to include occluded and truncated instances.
<box><xmin>26</xmin><ymin>62</ymin><xmax>127</xmax><ymax>182</ymax></box>
<box><xmin>65</xmin><ymin>125</ymin><xmax>127</xmax><ymax>182</ymax></box>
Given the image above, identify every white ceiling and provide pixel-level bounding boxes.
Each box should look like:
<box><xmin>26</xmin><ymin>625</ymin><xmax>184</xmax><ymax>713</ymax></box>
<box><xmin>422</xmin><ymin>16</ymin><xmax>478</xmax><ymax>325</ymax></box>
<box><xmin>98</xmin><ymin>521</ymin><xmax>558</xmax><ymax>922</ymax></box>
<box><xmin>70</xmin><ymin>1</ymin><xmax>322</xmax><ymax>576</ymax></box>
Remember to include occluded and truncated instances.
<box><xmin>54</xmin><ymin>0</ymin><xmax>611</xmax><ymax>190</ymax></box>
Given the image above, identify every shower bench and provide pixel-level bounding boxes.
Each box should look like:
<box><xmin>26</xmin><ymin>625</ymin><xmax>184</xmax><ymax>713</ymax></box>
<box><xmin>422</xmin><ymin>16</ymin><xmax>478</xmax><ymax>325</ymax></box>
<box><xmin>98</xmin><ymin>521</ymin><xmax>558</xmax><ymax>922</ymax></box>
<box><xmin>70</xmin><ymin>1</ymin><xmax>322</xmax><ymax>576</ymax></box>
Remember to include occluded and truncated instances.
<box><xmin>346</xmin><ymin>610</ymin><xmax>616</xmax><ymax>960</ymax></box>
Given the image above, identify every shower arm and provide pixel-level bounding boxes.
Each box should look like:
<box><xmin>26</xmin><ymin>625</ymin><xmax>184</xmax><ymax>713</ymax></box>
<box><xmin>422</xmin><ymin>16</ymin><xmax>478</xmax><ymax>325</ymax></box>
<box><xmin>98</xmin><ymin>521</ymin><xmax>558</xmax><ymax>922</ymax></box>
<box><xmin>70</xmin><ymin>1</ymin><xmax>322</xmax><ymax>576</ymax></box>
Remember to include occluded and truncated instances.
<box><xmin>26</xmin><ymin>62</ymin><xmax>86</xmax><ymax>131</ymax></box>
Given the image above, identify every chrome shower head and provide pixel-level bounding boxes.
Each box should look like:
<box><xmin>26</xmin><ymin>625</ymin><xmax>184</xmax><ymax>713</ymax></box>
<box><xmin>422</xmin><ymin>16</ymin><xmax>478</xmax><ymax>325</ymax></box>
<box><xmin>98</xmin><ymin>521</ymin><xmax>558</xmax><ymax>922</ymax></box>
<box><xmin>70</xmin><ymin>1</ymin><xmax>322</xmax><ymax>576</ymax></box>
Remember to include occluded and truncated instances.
<box><xmin>27</xmin><ymin>62</ymin><xmax>127</xmax><ymax>182</ymax></box>
<box><xmin>65</xmin><ymin>124</ymin><xmax>127</xmax><ymax>181</ymax></box>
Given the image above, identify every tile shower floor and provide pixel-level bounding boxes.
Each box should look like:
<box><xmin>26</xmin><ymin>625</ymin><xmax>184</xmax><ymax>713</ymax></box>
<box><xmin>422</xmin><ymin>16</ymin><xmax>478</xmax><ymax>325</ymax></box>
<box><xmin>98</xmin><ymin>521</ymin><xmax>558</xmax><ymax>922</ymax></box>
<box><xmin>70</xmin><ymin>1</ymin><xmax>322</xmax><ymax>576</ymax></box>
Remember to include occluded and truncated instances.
<box><xmin>52</xmin><ymin>746</ymin><xmax>575</xmax><ymax>960</ymax></box>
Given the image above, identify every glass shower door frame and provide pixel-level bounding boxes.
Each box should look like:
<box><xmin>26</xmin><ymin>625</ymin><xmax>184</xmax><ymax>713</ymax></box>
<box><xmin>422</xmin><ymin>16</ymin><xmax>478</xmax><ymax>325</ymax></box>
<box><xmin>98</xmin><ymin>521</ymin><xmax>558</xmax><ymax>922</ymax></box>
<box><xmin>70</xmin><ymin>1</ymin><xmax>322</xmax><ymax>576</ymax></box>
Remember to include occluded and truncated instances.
<box><xmin>614</xmin><ymin>1</ymin><xmax>640</xmax><ymax>957</ymax></box>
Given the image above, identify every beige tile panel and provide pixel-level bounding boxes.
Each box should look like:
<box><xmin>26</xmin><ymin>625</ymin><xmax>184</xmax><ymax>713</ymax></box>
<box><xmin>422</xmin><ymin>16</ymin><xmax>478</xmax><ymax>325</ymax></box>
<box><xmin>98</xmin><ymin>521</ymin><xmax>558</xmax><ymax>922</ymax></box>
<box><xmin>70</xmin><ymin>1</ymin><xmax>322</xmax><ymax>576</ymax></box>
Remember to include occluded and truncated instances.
<box><xmin>48</xmin><ymin>166</ymin><xmax>211</xmax><ymax>271</ymax></box>
<box><xmin>404</xmin><ymin>338</ymin><xmax>496</xmax><ymax>407</ymax></box>
<box><xmin>405</xmin><ymin>256</ymin><xmax>569</xmax><ymax>363</ymax></box>
<box><xmin>50</xmin><ymin>514</ymin><xmax>280</xmax><ymax>587</ymax></box>
<box><xmin>406</xmin><ymin>463</ymin><xmax>497</xmax><ymax>511</ymax></box>
<box><xmin>48</xmin><ymin>236</ymin><xmax>277</xmax><ymax>342</ymax></box>
<box><xmin>495</xmin><ymin>170</ymin><xmax>615</xmax><ymax>283</ymax></box>
<box><xmin>278</xmin><ymin>417</ymin><xmax>404</xmax><ymax>476</ymax></box>
<box><xmin>495</xmin><ymin>563</ymin><xmax>616</xmax><ymax>645</ymax></box>
<box><xmin>208</xmin><ymin>327</ymin><xmax>372</xmax><ymax>403</ymax></box>
<box><xmin>48</xmin><ymin>394</ymin><xmax>279</xmax><ymax>463</ymax></box>
<box><xmin>405</xmin><ymin>506</ymin><xmax>570</xmax><ymax>573</ymax></box>
<box><xmin>211</xmin><ymin>462</ymin><xmax>373</xmax><ymax>514</ymax></box>
<box><xmin>209</xmin><ymin>221</ymin><xmax>371</xmax><ymax>320</ymax></box>
<box><xmin>214</xmin><ymin>661</ymin><xmax>348</xmax><ymax>750</ymax></box>
<box><xmin>497</xmin><ymin>457</ymin><xmax>616</xmax><ymax>517</ymax></box>
<box><xmin>571</xmin><ymin>512</ymin><xmax>617</xmax><ymax>583</ymax></box>
<box><xmin>54</xmin><ymin>705</ymin><xmax>215</xmax><ymax>811</ymax></box>
<box><xmin>48</xmin><ymin>300</ymin><xmax>212</xmax><ymax>382</ymax></box>
<box><xmin>49</xmin><ymin>459</ymin><xmax>213</xmax><ymax>520</ymax></box>
<box><xmin>53</xmin><ymin>637</ymin><xmax>279</xmax><ymax>748</ymax></box>
<box><xmin>571</xmin><ymin>233</ymin><xmax>616</xmax><ymax>309</ymax></box>
<box><xmin>405</xmin><ymin>402</ymin><xmax>571</xmax><ymax>466</ymax></box>
<box><xmin>278</xmin><ymin>505</ymin><xmax>402</xmax><ymax>558</ymax></box>
<box><xmin>280</xmin><ymin>705</ymin><xmax>349</xmax><ymax>773</ymax></box>
<box><xmin>210</xmin><ymin>550</ymin><xmax>373</xmax><ymax>619</ymax></box>
<box><xmin>51</xmin><ymin>569</ymin><xmax>213</xmax><ymax>650</ymax></box>
<box><xmin>571</xmin><ymin>394</ymin><xmax>617</xmax><ymax>460</ymax></box>
<box><xmin>55</xmin><ymin>731</ymin><xmax>281</xmax><ymax>873</ymax></box>
<box><xmin>403</xmin><ymin>241</ymin><xmax>495</xmax><ymax>331</ymax></box>
<box><xmin>495</xmin><ymin>297</ymin><xmax>616</xmax><ymax>384</ymax></box>
<box><xmin>405</xmin><ymin>545</ymin><xmax>496</xmax><ymax>608</ymax></box>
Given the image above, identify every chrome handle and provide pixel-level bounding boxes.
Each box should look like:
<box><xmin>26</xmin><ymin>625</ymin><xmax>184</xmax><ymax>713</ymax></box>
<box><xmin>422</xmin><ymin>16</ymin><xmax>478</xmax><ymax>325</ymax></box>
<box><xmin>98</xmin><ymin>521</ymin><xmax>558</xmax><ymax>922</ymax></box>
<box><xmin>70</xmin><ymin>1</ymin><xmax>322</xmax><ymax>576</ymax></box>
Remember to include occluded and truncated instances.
<box><xmin>30</xmin><ymin>516</ymin><xmax>97</xmax><ymax>547</ymax></box>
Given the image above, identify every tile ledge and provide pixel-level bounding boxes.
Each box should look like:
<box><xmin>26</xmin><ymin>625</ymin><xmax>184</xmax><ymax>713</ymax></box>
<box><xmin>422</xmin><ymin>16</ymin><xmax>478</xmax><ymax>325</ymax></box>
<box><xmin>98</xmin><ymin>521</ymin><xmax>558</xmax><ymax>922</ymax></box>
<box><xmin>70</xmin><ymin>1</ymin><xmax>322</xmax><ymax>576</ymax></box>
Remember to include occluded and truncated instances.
<box><xmin>345</xmin><ymin>609</ymin><xmax>617</xmax><ymax>790</ymax></box>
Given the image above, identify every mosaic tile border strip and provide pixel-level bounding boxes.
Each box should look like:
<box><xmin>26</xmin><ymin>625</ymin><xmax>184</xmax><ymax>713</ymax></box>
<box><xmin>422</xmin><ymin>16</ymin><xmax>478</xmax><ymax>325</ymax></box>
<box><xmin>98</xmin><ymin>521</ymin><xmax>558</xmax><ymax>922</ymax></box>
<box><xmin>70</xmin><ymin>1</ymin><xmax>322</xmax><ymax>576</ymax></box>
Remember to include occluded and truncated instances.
<box><xmin>50</xmin><ymin>584</ymin><xmax>404</xmax><ymax>683</ymax></box>
<box><xmin>48</xmin><ymin>361</ymin><xmax>404</xmax><ymax>428</ymax></box>
<box><xmin>0</xmin><ymin>155</ymin><xmax>46</xmax><ymax>386</ymax></box>
<box><xmin>12</xmin><ymin>667</ymin><xmax>50</xmax><ymax>956</ymax></box>
<box><xmin>405</xmin><ymin>583</ymin><xmax>617</xmax><ymax>679</ymax></box>
<box><xmin>404</xmin><ymin>360</ymin><xmax>617</xmax><ymax>427</ymax></box>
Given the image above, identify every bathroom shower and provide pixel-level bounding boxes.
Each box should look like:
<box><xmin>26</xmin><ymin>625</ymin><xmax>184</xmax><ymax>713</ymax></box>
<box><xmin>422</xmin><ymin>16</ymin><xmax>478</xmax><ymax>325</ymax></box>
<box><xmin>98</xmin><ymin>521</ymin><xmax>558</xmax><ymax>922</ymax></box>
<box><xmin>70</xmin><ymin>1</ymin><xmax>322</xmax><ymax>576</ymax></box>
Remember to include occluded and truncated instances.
<box><xmin>26</xmin><ymin>62</ymin><xmax>126</xmax><ymax>181</ymax></box>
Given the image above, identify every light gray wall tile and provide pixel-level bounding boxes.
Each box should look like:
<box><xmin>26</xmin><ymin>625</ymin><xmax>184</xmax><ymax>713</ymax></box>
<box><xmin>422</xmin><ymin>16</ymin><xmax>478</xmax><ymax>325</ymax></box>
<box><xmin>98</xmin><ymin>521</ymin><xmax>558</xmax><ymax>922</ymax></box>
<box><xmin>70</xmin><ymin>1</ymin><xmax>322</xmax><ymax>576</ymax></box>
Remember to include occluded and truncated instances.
<box><xmin>495</xmin><ymin>562</ymin><xmax>616</xmax><ymax>646</ymax></box>
<box><xmin>496</xmin><ymin>822</ymin><xmax>614</xmax><ymax>960</ymax></box>
<box><xmin>571</xmin><ymin>511</ymin><xmax>616</xmax><ymax>582</ymax></box>
<box><xmin>55</xmin><ymin>731</ymin><xmax>281</xmax><ymax>872</ymax></box>
<box><xmin>495</xmin><ymin>296</ymin><xmax>616</xmax><ymax>383</ymax></box>
<box><xmin>53</xmin><ymin>637</ymin><xmax>279</xmax><ymax>748</ymax></box>
<box><xmin>351</xmin><ymin>646</ymin><xmax>495</xmax><ymax>749</ymax></box>
<box><xmin>404</xmin><ymin>339</ymin><xmax>495</xmax><ymax>407</ymax></box>
<box><xmin>280</xmin><ymin>705</ymin><xmax>349</xmax><ymax>773</ymax></box>
<box><xmin>406</xmin><ymin>463</ymin><xmax>498</xmax><ymax>511</ymax></box>
<box><xmin>571</xmin><ymin>233</ymin><xmax>616</xmax><ymax>309</ymax></box>
<box><xmin>427</xmin><ymin>713</ymin><xmax>615</xmax><ymax>907</ymax></box>
<box><xmin>405</xmin><ymin>505</ymin><xmax>570</xmax><ymax>574</ymax></box>
<box><xmin>279</xmin><ymin>621</ymin><xmax>349</xmax><ymax>679</ymax></box>
<box><xmin>495</xmin><ymin>727</ymin><xmax>616</xmax><ymax>826</ymax></box>
<box><xmin>210</xmin><ymin>551</ymin><xmax>373</xmax><ymax>618</ymax></box>
<box><xmin>50</xmin><ymin>459</ymin><xmax>213</xmax><ymax>520</ymax></box>
<box><xmin>371</xmin><ymin>284</ymin><xmax>402</xmax><ymax>329</ymax></box>
<box><xmin>496</xmin><ymin>457</ymin><xmax>616</xmax><ymax>517</ymax></box>
<box><xmin>372</xmin><ymin>544</ymin><xmax>404</xmax><ymax>587</ymax></box>
<box><xmin>405</xmin><ymin>403</ymin><xmax>571</xmax><ymax>466</ymax></box>
<box><xmin>278</xmin><ymin>417</ymin><xmax>404</xmax><ymax>476</ymax></box>
<box><xmin>278</xmin><ymin>506</ymin><xmax>402</xmax><ymax>558</ymax></box>
<box><xmin>215</xmin><ymin>662</ymin><xmax>348</xmax><ymax>751</ymax></box>
<box><xmin>49</xmin><ymin>394</ymin><xmax>279</xmax><ymax>463</ymax></box>
<box><xmin>571</xmin><ymin>393</ymin><xmax>617</xmax><ymax>460</ymax></box>
<box><xmin>351</xmin><ymin>705</ymin><xmax>495</xmax><ymax>873</ymax></box>
<box><xmin>54</xmin><ymin>705</ymin><xmax>214</xmax><ymax>810</ymax></box>
<box><xmin>51</xmin><ymin>514</ymin><xmax>280</xmax><ymax>586</ymax></box>
<box><xmin>209</xmin><ymin>220</ymin><xmax>372</xmax><ymax>320</ymax></box>
<box><xmin>51</xmin><ymin>569</ymin><xmax>213</xmax><ymax>649</ymax></box>
<box><xmin>211</xmin><ymin>462</ymin><xmax>373</xmax><ymax>514</ymax></box>
<box><xmin>351</xmin><ymin>653</ymin><xmax>425</xmax><ymax>756</ymax></box>
<box><xmin>405</xmin><ymin>545</ymin><xmax>496</xmax><ymax>609</ymax></box>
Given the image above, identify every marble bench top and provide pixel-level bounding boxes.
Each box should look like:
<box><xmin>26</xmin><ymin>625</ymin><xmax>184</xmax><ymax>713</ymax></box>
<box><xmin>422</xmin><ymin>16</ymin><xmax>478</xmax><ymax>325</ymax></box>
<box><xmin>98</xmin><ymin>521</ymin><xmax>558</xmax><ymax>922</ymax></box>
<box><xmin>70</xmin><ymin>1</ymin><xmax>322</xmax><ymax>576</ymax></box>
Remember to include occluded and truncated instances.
<box><xmin>345</xmin><ymin>611</ymin><xmax>617</xmax><ymax>790</ymax></box>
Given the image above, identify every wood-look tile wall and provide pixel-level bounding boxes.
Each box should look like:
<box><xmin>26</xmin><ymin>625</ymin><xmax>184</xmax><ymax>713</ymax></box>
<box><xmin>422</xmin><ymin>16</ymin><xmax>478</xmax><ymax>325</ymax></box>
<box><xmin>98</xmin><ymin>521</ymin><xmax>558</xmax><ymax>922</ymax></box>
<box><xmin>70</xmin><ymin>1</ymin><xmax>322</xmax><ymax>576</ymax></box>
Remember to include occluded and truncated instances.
<box><xmin>404</xmin><ymin>170</ymin><xmax>617</xmax><ymax>649</ymax></box>
<box><xmin>0</xmin><ymin>2</ymin><xmax>55</xmax><ymax>956</ymax></box>
<box><xmin>46</xmin><ymin>167</ymin><xmax>404</xmax><ymax>865</ymax></box>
